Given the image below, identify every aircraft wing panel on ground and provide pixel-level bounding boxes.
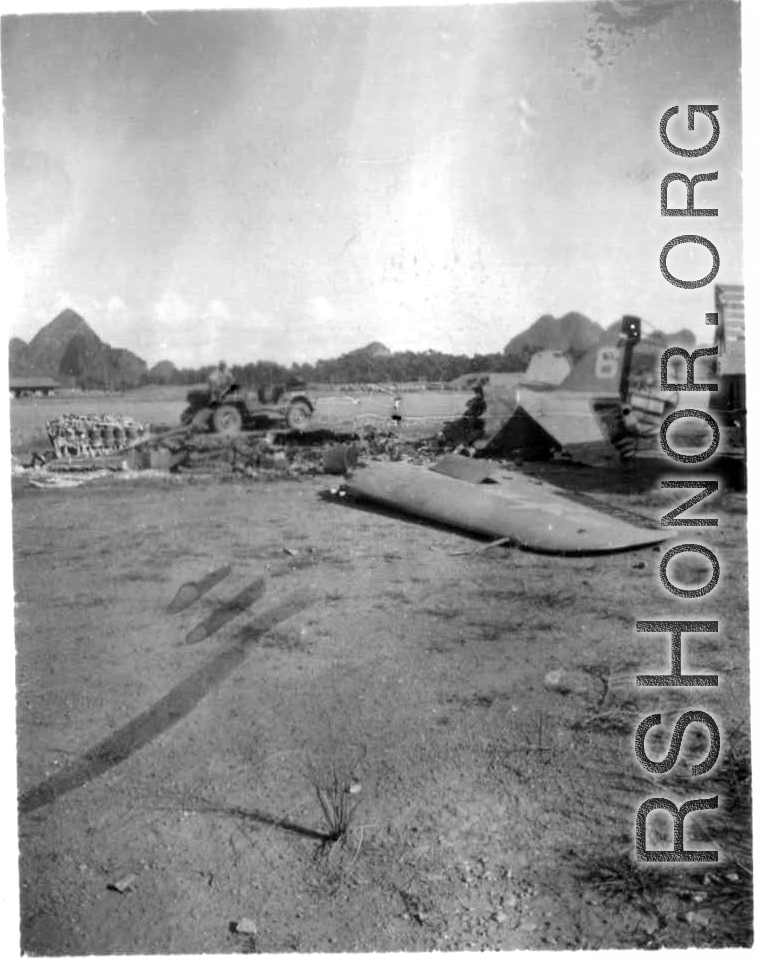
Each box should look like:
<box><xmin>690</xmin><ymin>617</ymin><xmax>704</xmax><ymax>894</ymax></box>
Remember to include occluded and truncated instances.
<box><xmin>346</xmin><ymin>460</ymin><xmax>668</xmax><ymax>554</ymax></box>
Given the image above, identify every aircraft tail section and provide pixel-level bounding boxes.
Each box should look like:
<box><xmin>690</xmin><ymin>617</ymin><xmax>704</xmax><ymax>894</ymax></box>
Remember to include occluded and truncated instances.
<box><xmin>558</xmin><ymin>342</ymin><xmax>624</xmax><ymax>394</ymax></box>
<box><xmin>558</xmin><ymin>316</ymin><xmax>641</xmax><ymax>396</ymax></box>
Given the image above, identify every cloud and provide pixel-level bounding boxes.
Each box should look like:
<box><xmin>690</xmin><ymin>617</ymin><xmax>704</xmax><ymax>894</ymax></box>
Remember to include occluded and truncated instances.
<box><xmin>138</xmin><ymin>293</ymin><xmax>291</xmax><ymax>367</ymax></box>
<box><xmin>147</xmin><ymin>290</ymin><xmax>224</xmax><ymax>364</ymax></box>
<box><xmin>205</xmin><ymin>299</ymin><xmax>231</xmax><ymax>322</ymax></box>
<box><xmin>154</xmin><ymin>290</ymin><xmax>193</xmax><ymax>327</ymax></box>
<box><xmin>107</xmin><ymin>295</ymin><xmax>127</xmax><ymax>315</ymax></box>
<box><xmin>306</xmin><ymin>296</ymin><xmax>336</xmax><ymax>323</ymax></box>
<box><xmin>54</xmin><ymin>291</ymin><xmax>78</xmax><ymax>312</ymax></box>
<box><xmin>95</xmin><ymin>294</ymin><xmax>131</xmax><ymax>348</ymax></box>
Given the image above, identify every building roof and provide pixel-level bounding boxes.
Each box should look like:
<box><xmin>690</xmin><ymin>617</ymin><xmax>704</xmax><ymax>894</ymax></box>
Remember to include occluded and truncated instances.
<box><xmin>9</xmin><ymin>376</ymin><xmax>61</xmax><ymax>390</ymax></box>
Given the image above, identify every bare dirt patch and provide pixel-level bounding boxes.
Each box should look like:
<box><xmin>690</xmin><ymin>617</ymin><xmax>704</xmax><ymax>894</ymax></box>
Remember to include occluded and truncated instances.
<box><xmin>13</xmin><ymin>464</ymin><xmax>750</xmax><ymax>953</ymax></box>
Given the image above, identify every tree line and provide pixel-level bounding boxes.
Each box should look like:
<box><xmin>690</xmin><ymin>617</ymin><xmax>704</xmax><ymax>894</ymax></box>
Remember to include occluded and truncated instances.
<box><xmin>146</xmin><ymin>347</ymin><xmax>538</xmax><ymax>388</ymax></box>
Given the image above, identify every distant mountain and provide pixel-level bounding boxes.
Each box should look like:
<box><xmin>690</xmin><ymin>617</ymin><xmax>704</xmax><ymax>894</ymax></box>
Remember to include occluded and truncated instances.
<box><xmin>12</xmin><ymin>307</ymin><xmax>147</xmax><ymax>389</ymax></box>
<box><xmin>8</xmin><ymin>337</ymin><xmax>47</xmax><ymax>377</ymax></box>
<box><xmin>149</xmin><ymin>360</ymin><xmax>179</xmax><ymax>384</ymax></box>
<box><xmin>58</xmin><ymin>333</ymin><xmax>109</xmax><ymax>388</ymax></box>
<box><xmin>26</xmin><ymin>308</ymin><xmax>96</xmax><ymax>375</ymax></box>
<box><xmin>344</xmin><ymin>341</ymin><xmax>392</xmax><ymax>358</ymax></box>
<box><xmin>109</xmin><ymin>347</ymin><xmax>148</xmax><ymax>387</ymax></box>
<box><xmin>503</xmin><ymin>312</ymin><xmax>604</xmax><ymax>361</ymax></box>
<box><xmin>58</xmin><ymin>335</ymin><xmax>147</xmax><ymax>390</ymax></box>
<box><xmin>605</xmin><ymin>319</ymin><xmax>697</xmax><ymax>349</ymax></box>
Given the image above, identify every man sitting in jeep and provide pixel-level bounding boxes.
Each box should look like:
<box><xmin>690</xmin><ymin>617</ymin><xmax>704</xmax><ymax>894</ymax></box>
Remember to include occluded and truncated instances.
<box><xmin>208</xmin><ymin>361</ymin><xmax>234</xmax><ymax>402</ymax></box>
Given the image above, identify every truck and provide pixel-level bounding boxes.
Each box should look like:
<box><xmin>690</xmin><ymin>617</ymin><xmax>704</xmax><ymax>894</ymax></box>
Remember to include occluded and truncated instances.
<box><xmin>709</xmin><ymin>283</ymin><xmax>746</xmax><ymax>443</ymax></box>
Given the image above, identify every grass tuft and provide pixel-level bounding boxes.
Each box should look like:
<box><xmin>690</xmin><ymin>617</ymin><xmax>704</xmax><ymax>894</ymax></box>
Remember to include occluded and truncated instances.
<box><xmin>305</xmin><ymin>753</ymin><xmax>364</xmax><ymax>844</ymax></box>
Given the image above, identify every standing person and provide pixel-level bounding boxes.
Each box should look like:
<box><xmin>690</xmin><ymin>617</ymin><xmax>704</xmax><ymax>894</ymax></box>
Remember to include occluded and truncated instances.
<box><xmin>208</xmin><ymin>361</ymin><xmax>234</xmax><ymax>401</ymax></box>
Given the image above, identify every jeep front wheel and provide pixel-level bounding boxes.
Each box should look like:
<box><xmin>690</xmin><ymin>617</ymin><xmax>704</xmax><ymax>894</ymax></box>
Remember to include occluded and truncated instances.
<box><xmin>212</xmin><ymin>404</ymin><xmax>243</xmax><ymax>434</ymax></box>
<box><xmin>286</xmin><ymin>399</ymin><xmax>312</xmax><ymax>431</ymax></box>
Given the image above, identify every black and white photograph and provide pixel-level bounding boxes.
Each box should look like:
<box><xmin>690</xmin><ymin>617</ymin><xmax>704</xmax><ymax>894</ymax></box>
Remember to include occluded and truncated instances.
<box><xmin>3</xmin><ymin>0</ymin><xmax>750</xmax><ymax>952</ymax></box>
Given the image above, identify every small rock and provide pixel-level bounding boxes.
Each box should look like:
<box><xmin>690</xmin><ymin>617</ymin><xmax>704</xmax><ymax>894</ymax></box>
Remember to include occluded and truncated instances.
<box><xmin>494</xmin><ymin>911</ymin><xmax>507</xmax><ymax>924</ymax></box>
<box><xmin>235</xmin><ymin>918</ymin><xmax>258</xmax><ymax>935</ymax></box>
<box><xmin>727</xmin><ymin>871</ymin><xmax>741</xmax><ymax>882</ymax></box>
<box><xmin>107</xmin><ymin>873</ymin><xmax>138</xmax><ymax>893</ymax></box>
<box><xmin>544</xmin><ymin>668</ymin><xmax>600</xmax><ymax>696</ymax></box>
<box><xmin>519</xmin><ymin>921</ymin><xmax>538</xmax><ymax>932</ymax></box>
<box><xmin>283</xmin><ymin>547</ymin><xmax>299</xmax><ymax>556</ymax></box>
<box><xmin>684</xmin><ymin>910</ymin><xmax>709</xmax><ymax>929</ymax></box>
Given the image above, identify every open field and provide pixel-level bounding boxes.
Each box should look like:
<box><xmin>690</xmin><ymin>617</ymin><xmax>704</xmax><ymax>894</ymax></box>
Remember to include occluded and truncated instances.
<box><xmin>9</xmin><ymin>388</ymin><xmax>472</xmax><ymax>456</ymax></box>
<box><xmin>13</xmin><ymin>458</ymin><xmax>751</xmax><ymax>953</ymax></box>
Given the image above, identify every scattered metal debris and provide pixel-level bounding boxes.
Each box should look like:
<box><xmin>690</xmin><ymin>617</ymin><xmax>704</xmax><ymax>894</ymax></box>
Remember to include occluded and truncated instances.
<box><xmin>28</xmin><ymin>470</ymin><xmax>112</xmax><ymax>489</ymax></box>
<box><xmin>15</xmin><ymin>418</ymin><xmax>446</xmax><ymax>486</ymax></box>
<box><xmin>322</xmin><ymin>442</ymin><xmax>360</xmax><ymax>475</ymax></box>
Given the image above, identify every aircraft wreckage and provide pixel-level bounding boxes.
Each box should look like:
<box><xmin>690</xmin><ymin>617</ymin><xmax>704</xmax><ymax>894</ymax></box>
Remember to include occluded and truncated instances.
<box><xmin>478</xmin><ymin>315</ymin><xmax>676</xmax><ymax>466</ymax></box>
<box><xmin>345</xmin><ymin>453</ymin><xmax>669</xmax><ymax>555</ymax></box>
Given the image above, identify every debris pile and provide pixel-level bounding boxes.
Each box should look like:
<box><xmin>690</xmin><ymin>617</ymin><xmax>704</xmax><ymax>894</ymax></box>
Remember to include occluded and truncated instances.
<box><xmin>220</xmin><ymin>426</ymin><xmax>439</xmax><ymax>479</ymax></box>
<box><xmin>228</xmin><ymin>434</ymin><xmax>310</xmax><ymax>478</ymax></box>
<box><xmin>436</xmin><ymin>383</ymin><xmax>487</xmax><ymax>452</ymax></box>
<box><xmin>17</xmin><ymin>412</ymin><xmax>481</xmax><ymax>485</ymax></box>
<box><xmin>355</xmin><ymin>425</ymin><xmax>439</xmax><ymax>466</ymax></box>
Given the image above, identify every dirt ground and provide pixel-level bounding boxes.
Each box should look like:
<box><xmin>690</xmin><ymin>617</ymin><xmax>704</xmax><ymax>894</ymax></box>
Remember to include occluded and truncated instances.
<box><xmin>12</xmin><ymin>456</ymin><xmax>751</xmax><ymax>953</ymax></box>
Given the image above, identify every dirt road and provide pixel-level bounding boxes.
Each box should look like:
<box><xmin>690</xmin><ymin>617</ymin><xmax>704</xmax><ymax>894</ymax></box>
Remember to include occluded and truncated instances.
<box><xmin>13</xmin><ymin>466</ymin><xmax>750</xmax><ymax>952</ymax></box>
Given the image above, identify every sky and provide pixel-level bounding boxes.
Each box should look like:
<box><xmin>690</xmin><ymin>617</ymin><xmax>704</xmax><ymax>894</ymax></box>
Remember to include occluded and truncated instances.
<box><xmin>1</xmin><ymin>0</ymin><xmax>744</xmax><ymax>368</ymax></box>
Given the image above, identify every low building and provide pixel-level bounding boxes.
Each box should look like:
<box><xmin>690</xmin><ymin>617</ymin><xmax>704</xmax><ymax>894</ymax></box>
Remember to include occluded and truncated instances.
<box><xmin>9</xmin><ymin>376</ymin><xmax>61</xmax><ymax>397</ymax></box>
